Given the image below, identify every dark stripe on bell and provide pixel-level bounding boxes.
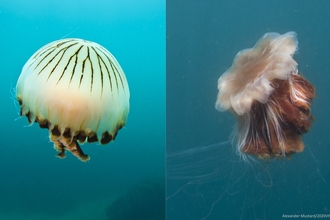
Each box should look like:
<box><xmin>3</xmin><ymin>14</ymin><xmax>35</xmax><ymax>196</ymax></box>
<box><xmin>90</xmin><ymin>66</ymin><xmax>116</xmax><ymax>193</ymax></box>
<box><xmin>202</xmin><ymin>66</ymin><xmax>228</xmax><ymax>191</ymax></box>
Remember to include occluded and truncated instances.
<box><xmin>17</xmin><ymin>97</ymin><xmax>22</xmax><ymax>105</ymax></box>
<box><xmin>91</xmin><ymin>47</ymin><xmax>104</xmax><ymax>93</ymax></box>
<box><xmin>26</xmin><ymin>111</ymin><xmax>31</xmax><ymax>123</ymax></box>
<box><xmin>69</xmin><ymin>46</ymin><xmax>83</xmax><ymax>85</ymax></box>
<box><xmin>42</xmin><ymin>42</ymin><xmax>78</xmax><ymax>80</ymax></box>
<box><xmin>57</xmin><ymin>45</ymin><xmax>83</xmax><ymax>86</ymax></box>
<box><xmin>37</xmin><ymin>118</ymin><xmax>50</xmax><ymax>129</ymax></box>
<box><xmin>100</xmin><ymin>131</ymin><xmax>113</xmax><ymax>144</ymax></box>
<box><xmin>39</xmin><ymin>45</ymin><xmax>69</xmax><ymax>77</ymax></box>
<box><xmin>63</xmin><ymin>127</ymin><xmax>71</xmax><ymax>138</ymax></box>
<box><xmin>51</xmin><ymin>125</ymin><xmax>61</xmax><ymax>137</ymax></box>
<box><xmin>75</xmin><ymin>131</ymin><xmax>87</xmax><ymax>143</ymax></box>
<box><xmin>88</xmin><ymin>47</ymin><xmax>94</xmax><ymax>93</ymax></box>
<box><xmin>96</xmin><ymin>47</ymin><xmax>116</xmax><ymax>93</ymax></box>
<box><xmin>87</xmin><ymin>133</ymin><xmax>98</xmax><ymax>143</ymax></box>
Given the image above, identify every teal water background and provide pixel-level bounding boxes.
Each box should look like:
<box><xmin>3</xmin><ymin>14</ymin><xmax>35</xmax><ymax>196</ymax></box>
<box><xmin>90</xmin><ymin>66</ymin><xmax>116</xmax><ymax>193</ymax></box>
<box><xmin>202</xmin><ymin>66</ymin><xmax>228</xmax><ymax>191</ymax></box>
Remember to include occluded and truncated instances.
<box><xmin>2</xmin><ymin>1</ymin><xmax>330</xmax><ymax>220</ymax></box>
<box><xmin>167</xmin><ymin>1</ymin><xmax>330</xmax><ymax>219</ymax></box>
<box><xmin>0</xmin><ymin>1</ymin><xmax>165</xmax><ymax>219</ymax></box>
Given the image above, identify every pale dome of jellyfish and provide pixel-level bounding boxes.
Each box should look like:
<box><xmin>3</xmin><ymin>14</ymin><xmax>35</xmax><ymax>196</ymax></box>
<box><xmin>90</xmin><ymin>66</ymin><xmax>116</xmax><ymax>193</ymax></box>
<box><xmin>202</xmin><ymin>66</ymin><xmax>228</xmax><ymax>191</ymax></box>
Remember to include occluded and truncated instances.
<box><xmin>16</xmin><ymin>38</ymin><xmax>130</xmax><ymax>162</ymax></box>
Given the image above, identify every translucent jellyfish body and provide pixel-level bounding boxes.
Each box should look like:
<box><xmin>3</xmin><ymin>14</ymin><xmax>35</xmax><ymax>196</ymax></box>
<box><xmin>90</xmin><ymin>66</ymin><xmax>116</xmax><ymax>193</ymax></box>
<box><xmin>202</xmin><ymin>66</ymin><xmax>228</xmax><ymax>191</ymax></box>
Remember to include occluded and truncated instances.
<box><xmin>216</xmin><ymin>32</ymin><xmax>315</xmax><ymax>160</ymax></box>
<box><xmin>16</xmin><ymin>38</ymin><xmax>130</xmax><ymax>162</ymax></box>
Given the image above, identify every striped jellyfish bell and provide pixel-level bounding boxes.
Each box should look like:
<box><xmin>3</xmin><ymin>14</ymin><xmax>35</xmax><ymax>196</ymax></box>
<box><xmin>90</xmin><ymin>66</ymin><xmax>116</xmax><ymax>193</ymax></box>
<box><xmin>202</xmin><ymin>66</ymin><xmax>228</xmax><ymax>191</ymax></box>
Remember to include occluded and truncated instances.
<box><xmin>16</xmin><ymin>38</ymin><xmax>130</xmax><ymax>162</ymax></box>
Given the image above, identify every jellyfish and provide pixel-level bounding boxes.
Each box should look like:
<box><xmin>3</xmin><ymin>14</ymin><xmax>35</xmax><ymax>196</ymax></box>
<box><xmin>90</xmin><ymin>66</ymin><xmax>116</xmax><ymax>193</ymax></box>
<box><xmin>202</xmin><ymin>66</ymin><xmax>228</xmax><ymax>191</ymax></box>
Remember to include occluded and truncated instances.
<box><xmin>16</xmin><ymin>38</ymin><xmax>130</xmax><ymax>162</ymax></box>
<box><xmin>215</xmin><ymin>32</ymin><xmax>315</xmax><ymax>160</ymax></box>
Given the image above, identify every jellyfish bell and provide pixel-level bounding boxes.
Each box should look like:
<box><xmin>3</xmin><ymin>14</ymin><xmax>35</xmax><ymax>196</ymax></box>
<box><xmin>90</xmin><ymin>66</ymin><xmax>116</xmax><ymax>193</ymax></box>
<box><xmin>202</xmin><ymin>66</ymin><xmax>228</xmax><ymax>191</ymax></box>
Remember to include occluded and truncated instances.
<box><xmin>16</xmin><ymin>38</ymin><xmax>130</xmax><ymax>162</ymax></box>
<box><xmin>215</xmin><ymin>32</ymin><xmax>315</xmax><ymax>160</ymax></box>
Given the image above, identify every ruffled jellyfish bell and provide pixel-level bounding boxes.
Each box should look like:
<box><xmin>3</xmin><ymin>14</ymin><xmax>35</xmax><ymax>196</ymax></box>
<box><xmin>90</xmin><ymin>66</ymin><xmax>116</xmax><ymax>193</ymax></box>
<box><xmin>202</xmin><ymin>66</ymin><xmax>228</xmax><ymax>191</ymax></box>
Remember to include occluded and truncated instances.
<box><xmin>16</xmin><ymin>38</ymin><xmax>130</xmax><ymax>162</ymax></box>
<box><xmin>216</xmin><ymin>32</ymin><xmax>315</xmax><ymax>160</ymax></box>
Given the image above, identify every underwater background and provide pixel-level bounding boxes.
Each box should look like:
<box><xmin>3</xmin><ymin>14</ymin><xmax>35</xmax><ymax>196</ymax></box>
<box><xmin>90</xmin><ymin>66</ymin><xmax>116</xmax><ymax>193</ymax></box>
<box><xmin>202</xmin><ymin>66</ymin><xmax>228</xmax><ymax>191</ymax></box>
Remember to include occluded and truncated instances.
<box><xmin>167</xmin><ymin>0</ymin><xmax>330</xmax><ymax>220</ymax></box>
<box><xmin>0</xmin><ymin>0</ymin><xmax>165</xmax><ymax>220</ymax></box>
<box><xmin>2</xmin><ymin>1</ymin><xmax>330</xmax><ymax>220</ymax></box>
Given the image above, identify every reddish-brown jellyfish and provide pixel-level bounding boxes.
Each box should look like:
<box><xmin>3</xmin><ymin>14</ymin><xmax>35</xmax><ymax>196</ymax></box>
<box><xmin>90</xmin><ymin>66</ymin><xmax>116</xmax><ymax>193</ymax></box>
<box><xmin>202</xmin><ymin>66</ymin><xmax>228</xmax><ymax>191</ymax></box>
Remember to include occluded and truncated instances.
<box><xmin>215</xmin><ymin>32</ymin><xmax>315</xmax><ymax>160</ymax></box>
<box><xmin>16</xmin><ymin>38</ymin><xmax>130</xmax><ymax>162</ymax></box>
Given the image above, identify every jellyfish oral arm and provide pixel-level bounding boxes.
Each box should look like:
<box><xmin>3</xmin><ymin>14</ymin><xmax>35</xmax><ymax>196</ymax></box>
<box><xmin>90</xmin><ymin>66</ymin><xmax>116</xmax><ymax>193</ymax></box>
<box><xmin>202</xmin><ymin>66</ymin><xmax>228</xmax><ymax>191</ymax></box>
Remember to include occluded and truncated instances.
<box><xmin>51</xmin><ymin>134</ymin><xmax>90</xmax><ymax>162</ymax></box>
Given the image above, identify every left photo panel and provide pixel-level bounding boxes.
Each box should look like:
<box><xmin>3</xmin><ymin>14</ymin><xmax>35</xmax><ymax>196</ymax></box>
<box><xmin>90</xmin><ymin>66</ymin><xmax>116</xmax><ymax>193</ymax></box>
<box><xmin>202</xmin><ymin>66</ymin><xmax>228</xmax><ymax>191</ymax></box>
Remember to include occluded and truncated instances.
<box><xmin>0</xmin><ymin>0</ymin><xmax>165</xmax><ymax>219</ymax></box>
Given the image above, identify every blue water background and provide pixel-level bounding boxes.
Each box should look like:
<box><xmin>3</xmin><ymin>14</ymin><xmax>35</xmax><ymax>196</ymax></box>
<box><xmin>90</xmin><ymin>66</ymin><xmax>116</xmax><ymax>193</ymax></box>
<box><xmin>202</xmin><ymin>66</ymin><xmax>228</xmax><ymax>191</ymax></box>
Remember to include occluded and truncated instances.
<box><xmin>0</xmin><ymin>1</ymin><xmax>165</xmax><ymax>219</ymax></box>
<box><xmin>167</xmin><ymin>1</ymin><xmax>330</xmax><ymax>220</ymax></box>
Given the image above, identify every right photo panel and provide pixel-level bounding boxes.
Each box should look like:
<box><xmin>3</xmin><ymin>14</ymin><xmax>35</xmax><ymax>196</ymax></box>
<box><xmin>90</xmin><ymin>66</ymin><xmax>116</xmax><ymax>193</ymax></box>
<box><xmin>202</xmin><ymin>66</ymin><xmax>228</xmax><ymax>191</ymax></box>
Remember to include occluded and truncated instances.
<box><xmin>166</xmin><ymin>1</ymin><xmax>330</xmax><ymax>219</ymax></box>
